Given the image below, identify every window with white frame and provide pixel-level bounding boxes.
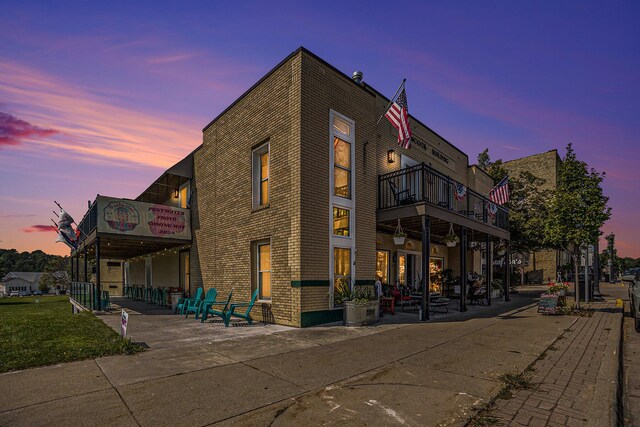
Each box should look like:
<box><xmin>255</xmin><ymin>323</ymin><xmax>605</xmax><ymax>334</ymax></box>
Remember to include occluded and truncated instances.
<box><xmin>253</xmin><ymin>240</ymin><xmax>271</xmax><ymax>300</ymax></box>
<box><xmin>252</xmin><ymin>142</ymin><xmax>269</xmax><ymax>209</ymax></box>
<box><xmin>329</xmin><ymin>111</ymin><xmax>356</xmax><ymax>308</ymax></box>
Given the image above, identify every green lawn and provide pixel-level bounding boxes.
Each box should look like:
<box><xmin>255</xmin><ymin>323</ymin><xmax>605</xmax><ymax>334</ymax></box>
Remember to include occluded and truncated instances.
<box><xmin>0</xmin><ymin>296</ymin><xmax>143</xmax><ymax>373</ymax></box>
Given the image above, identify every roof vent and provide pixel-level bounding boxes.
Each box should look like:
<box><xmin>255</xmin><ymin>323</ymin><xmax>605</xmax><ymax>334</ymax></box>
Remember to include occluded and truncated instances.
<box><xmin>352</xmin><ymin>71</ymin><xmax>363</xmax><ymax>84</ymax></box>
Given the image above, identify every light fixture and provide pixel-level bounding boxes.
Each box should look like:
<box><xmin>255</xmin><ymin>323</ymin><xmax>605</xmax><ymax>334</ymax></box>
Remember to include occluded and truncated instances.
<box><xmin>174</xmin><ymin>188</ymin><xmax>179</xmax><ymax>198</ymax></box>
<box><xmin>387</xmin><ymin>149</ymin><xmax>396</xmax><ymax>163</ymax></box>
<box><xmin>431</xmin><ymin>246</ymin><xmax>438</xmax><ymax>255</ymax></box>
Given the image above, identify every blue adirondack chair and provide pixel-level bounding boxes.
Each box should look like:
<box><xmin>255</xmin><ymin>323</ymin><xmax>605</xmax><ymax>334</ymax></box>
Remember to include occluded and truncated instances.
<box><xmin>223</xmin><ymin>289</ymin><xmax>259</xmax><ymax>327</ymax></box>
<box><xmin>200</xmin><ymin>290</ymin><xmax>233</xmax><ymax>324</ymax></box>
<box><xmin>175</xmin><ymin>287</ymin><xmax>203</xmax><ymax>314</ymax></box>
<box><xmin>185</xmin><ymin>288</ymin><xmax>217</xmax><ymax>319</ymax></box>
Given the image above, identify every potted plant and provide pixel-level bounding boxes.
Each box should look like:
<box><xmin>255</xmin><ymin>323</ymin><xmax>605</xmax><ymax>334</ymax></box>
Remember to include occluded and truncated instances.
<box><xmin>444</xmin><ymin>223</ymin><xmax>459</xmax><ymax>247</ymax></box>
<box><xmin>444</xmin><ymin>233</ymin><xmax>459</xmax><ymax>247</ymax></box>
<box><xmin>491</xmin><ymin>278</ymin><xmax>503</xmax><ymax>299</ymax></box>
<box><xmin>393</xmin><ymin>219</ymin><xmax>406</xmax><ymax>245</ymax></box>
<box><xmin>547</xmin><ymin>281</ymin><xmax>570</xmax><ymax>297</ymax></box>
<box><xmin>496</xmin><ymin>240</ymin><xmax>507</xmax><ymax>256</ymax></box>
<box><xmin>338</xmin><ymin>283</ymin><xmax>379</xmax><ymax>326</ymax></box>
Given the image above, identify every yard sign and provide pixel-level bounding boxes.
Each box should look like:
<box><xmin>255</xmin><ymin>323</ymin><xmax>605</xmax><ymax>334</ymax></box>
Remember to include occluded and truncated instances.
<box><xmin>121</xmin><ymin>309</ymin><xmax>129</xmax><ymax>336</ymax></box>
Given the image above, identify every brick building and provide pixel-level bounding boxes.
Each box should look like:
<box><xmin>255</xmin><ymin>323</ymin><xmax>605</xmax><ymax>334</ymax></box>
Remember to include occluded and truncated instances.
<box><xmin>70</xmin><ymin>47</ymin><xmax>510</xmax><ymax>326</ymax></box>
<box><xmin>502</xmin><ymin>149</ymin><xmax>570</xmax><ymax>283</ymax></box>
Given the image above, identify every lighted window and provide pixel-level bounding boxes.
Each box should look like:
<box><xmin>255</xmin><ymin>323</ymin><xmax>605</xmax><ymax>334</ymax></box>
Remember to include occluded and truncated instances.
<box><xmin>252</xmin><ymin>142</ymin><xmax>269</xmax><ymax>208</ymax></box>
<box><xmin>376</xmin><ymin>250</ymin><xmax>389</xmax><ymax>285</ymax></box>
<box><xmin>333</xmin><ymin>137</ymin><xmax>351</xmax><ymax>198</ymax></box>
<box><xmin>333</xmin><ymin>247</ymin><xmax>351</xmax><ymax>306</ymax></box>
<box><xmin>257</xmin><ymin>242</ymin><xmax>271</xmax><ymax>300</ymax></box>
<box><xmin>332</xmin><ymin>207</ymin><xmax>350</xmax><ymax>236</ymax></box>
<box><xmin>179</xmin><ymin>184</ymin><xmax>189</xmax><ymax>209</ymax></box>
<box><xmin>333</xmin><ymin>116</ymin><xmax>351</xmax><ymax>136</ymax></box>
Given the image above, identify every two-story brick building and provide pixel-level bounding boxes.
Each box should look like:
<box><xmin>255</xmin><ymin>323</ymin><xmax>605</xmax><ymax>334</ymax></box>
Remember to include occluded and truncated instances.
<box><xmin>70</xmin><ymin>47</ymin><xmax>510</xmax><ymax>326</ymax></box>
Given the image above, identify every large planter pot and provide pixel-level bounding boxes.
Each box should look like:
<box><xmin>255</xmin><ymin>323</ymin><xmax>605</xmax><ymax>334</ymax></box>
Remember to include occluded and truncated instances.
<box><xmin>170</xmin><ymin>292</ymin><xmax>182</xmax><ymax>308</ymax></box>
<box><xmin>343</xmin><ymin>300</ymin><xmax>379</xmax><ymax>326</ymax></box>
<box><xmin>491</xmin><ymin>289</ymin><xmax>502</xmax><ymax>299</ymax></box>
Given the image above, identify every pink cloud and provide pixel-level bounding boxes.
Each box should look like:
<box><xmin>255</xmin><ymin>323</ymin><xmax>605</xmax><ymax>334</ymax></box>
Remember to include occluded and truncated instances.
<box><xmin>0</xmin><ymin>112</ymin><xmax>58</xmax><ymax>147</ymax></box>
<box><xmin>22</xmin><ymin>225</ymin><xmax>56</xmax><ymax>233</ymax></box>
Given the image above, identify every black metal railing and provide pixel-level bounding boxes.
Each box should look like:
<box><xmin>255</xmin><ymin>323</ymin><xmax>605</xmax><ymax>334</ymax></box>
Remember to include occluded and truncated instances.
<box><xmin>378</xmin><ymin>164</ymin><xmax>509</xmax><ymax>231</ymax></box>
<box><xmin>70</xmin><ymin>281</ymin><xmax>104</xmax><ymax>310</ymax></box>
<box><xmin>76</xmin><ymin>201</ymin><xmax>98</xmax><ymax>243</ymax></box>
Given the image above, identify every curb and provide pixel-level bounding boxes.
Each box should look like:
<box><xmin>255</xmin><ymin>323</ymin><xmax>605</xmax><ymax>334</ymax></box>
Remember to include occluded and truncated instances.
<box><xmin>586</xmin><ymin>304</ymin><xmax>624</xmax><ymax>427</ymax></box>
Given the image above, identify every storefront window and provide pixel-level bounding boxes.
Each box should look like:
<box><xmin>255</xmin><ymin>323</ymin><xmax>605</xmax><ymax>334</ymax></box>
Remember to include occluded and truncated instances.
<box><xmin>430</xmin><ymin>257</ymin><xmax>444</xmax><ymax>293</ymax></box>
<box><xmin>333</xmin><ymin>247</ymin><xmax>351</xmax><ymax>306</ymax></box>
<box><xmin>398</xmin><ymin>255</ymin><xmax>406</xmax><ymax>286</ymax></box>
<box><xmin>376</xmin><ymin>250</ymin><xmax>389</xmax><ymax>285</ymax></box>
<box><xmin>257</xmin><ymin>242</ymin><xmax>271</xmax><ymax>300</ymax></box>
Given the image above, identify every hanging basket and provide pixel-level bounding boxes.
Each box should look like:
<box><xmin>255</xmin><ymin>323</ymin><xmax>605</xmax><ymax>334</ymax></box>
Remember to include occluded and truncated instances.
<box><xmin>443</xmin><ymin>223</ymin><xmax>459</xmax><ymax>247</ymax></box>
<box><xmin>393</xmin><ymin>219</ymin><xmax>406</xmax><ymax>246</ymax></box>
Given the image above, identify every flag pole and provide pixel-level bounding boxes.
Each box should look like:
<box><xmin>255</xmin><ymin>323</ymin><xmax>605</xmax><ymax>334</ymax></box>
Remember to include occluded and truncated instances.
<box><xmin>376</xmin><ymin>79</ymin><xmax>406</xmax><ymax>125</ymax></box>
<box><xmin>54</xmin><ymin>200</ymin><xmax>88</xmax><ymax>238</ymax></box>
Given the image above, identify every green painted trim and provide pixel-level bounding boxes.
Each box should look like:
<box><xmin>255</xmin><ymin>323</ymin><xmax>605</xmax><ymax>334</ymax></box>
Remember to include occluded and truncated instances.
<box><xmin>354</xmin><ymin>279</ymin><xmax>375</xmax><ymax>286</ymax></box>
<box><xmin>291</xmin><ymin>280</ymin><xmax>330</xmax><ymax>288</ymax></box>
<box><xmin>300</xmin><ymin>309</ymin><xmax>343</xmax><ymax>327</ymax></box>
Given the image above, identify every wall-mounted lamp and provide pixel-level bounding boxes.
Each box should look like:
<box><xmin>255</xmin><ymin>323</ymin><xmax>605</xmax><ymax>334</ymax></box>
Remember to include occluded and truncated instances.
<box><xmin>387</xmin><ymin>149</ymin><xmax>396</xmax><ymax>163</ymax></box>
<box><xmin>174</xmin><ymin>188</ymin><xmax>179</xmax><ymax>199</ymax></box>
<box><xmin>431</xmin><ymin>246</ymin><xmax>438</xmax><ymax>255</ymax></box>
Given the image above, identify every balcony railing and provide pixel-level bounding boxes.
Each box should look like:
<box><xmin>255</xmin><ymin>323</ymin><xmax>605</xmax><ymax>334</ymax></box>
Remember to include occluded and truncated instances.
<box><xmin>378</xmin><ymin>164</ymin><xmax>509</xmax><ymax>231</ymax></box>
<box><xmin>76</xmin><ymin>201</ymin><xmax>98</xmax><ymax>244</ymax></box>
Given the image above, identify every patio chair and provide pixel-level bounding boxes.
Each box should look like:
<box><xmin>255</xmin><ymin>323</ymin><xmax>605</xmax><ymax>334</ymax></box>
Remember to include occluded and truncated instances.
<box><xmin>175</xmin><ymin>287</ymin><xmax>203</xmax><ymax>314</ymax></box>
<box><xmin>388</xmin><ymin>181</ymin><xmax>417</xmax><ymax>206</ymax></box>
<box><xmin>200</xmin><ymin>290</ymin><xmax>233</xmax><ymax>324</ymax></box>
<box><xmin>223</xmin><ymin>289</ymin><xmax>259</xmax><ymax>326</ymax></box>
<box><xmin>185</xmin><ymin>288</ymin><xmax>218</xmax><ymax>319</ymax></box>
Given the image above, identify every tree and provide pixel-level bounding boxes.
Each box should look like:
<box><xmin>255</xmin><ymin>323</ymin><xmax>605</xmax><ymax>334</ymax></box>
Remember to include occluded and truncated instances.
<box><xmin>545</xmin><ymin>144</ymin><xmax>611</xmax><ymax>308</ymax></box>
<box><xmin>477</xmin><ymin>150</ymin><xmax>549</xmax><ymax>284</ymax></box>
<box><xmin>39</xmin><ymin>256</ymin><xmax>71</xmax><ymax>293</ymax></box>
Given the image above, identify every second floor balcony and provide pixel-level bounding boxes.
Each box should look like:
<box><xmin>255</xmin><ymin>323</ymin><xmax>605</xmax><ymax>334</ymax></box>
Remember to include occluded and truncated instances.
<box><xmin>378</xmin><ymin>164</ymin><xmax>509</xmax><ymax>233</ymax></box>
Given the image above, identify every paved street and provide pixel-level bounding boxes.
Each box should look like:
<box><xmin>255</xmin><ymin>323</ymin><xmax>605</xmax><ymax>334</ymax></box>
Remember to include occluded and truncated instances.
<box><xmin>0</xmin><ymin>286</ymin><xmax>625</xmax><ymax>427</ymax></box>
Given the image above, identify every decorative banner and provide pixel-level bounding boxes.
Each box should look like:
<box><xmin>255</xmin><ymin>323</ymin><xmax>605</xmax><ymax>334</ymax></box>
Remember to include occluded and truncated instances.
<box><xmin>97</xmin><ymin>196</ymin><xmax>191</xmax><ymax>240</ymax></box>
<box><xmin>454</xmin><ymin>183</ymin><xmax>467</xmax><ymax>201</ymax></box>
<box><xmin>488</xmin><ymin>202</ymin><xmax>498</xmax><ymax>218</ymax></box>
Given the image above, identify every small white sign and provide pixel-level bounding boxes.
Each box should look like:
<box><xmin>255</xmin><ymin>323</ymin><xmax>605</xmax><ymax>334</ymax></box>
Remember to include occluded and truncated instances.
<box><xmin>121</xmin><ymin>309</ymin><xmax>129</xmax><ymax>337</ymax></box>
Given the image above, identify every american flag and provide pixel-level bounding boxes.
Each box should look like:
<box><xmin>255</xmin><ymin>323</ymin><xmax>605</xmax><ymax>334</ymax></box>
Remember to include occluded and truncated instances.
<box><xmin>385</xmin><ymin>87</ymin><xmax>412</xmax><ymax>149</ymax></box>
<box><xmin>489</xmin><ymin>176</ymin><xmax>509</xmax><ymax>205</ymax></box>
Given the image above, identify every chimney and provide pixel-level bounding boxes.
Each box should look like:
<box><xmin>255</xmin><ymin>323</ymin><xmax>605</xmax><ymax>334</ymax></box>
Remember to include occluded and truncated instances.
<box><xmin>352</xmin><ymin>71</ymin><xmax>363</xmax><ymax>84</ymax></box>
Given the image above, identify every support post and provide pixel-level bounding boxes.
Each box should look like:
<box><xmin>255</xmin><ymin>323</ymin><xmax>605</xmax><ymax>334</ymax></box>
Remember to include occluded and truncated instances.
<box><xmin>486</xmin><ymin>235</ymin><xmax>492</xmax><ymax>306</ymax></box>
<box><xmin>584</xmin><ymin>247</ymin><xmax>590</xmax><ymax>303</ymax></box>
<box><xmin>421</xmin><ymin>215</ymin><xmax>431</xmax><ymax>321</ymax></box>
<box><xmin>70</xmin><ymin>255</ymin><xmax>74</xmax><ymax>282</ymax></box>
<box><xmin>95</xmin><ymin>237</ymin><xmax>101</xmax><ymax>311</ymax></box>
<box><xmin>75</xmin><ymin>253</ymin><xmax>79</xmax><ymax>285</ymax></box>
<box><xmin>84</xmin><ymin>246</ymin><xmax>88</xmax><ymax>282</ymax></box>
<box><xmin>460</xmin><ymin>227</ymin><xmax>467</xmax><ymax>312</ymax></box>
<box><xmin>504</xmin><ymin>241</ymin><xmax>511</xmax><ymax>302</ymax></box>
<box><xmin>593</xmin><ymin>240</ymin><xmax>603</xmax><ymax>299</ymax></box>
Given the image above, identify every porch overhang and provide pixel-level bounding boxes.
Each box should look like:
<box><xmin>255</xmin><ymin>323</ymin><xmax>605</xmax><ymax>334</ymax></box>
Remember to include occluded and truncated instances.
<box><xmin>74</xmin><ymin>230</ymin><xmax>189</xmax><ymax>260</ymax></box>
<box><xmin>377</xmin><ymin>202</ymin><xmax>510</xmax><ymax>241</ymax></box>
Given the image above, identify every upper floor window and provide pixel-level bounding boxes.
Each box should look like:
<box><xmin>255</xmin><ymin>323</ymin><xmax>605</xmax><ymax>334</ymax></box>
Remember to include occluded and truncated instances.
<box><xmin>252</xmin><ymin>142</ymin><xmax>269</xmax><ymax>208</ymax></box>
<box><xmin>331</xmin><ymin>114</ymin><xmax>354</xmax><ymax>201</ymax></box>
<box><xmin>178</xmin><ymin>182</ymin><xmax>190</xmax><ymax>209</ymax></box>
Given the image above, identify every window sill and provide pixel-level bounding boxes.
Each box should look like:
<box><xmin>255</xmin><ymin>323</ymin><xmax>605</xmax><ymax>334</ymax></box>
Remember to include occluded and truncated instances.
<box><xmin>257</xmin><ymin>299</ymin><xmax>272</xmax><ymax>305</ymax></box>
<box><xmin>252</xmin><ymin>203</ymin><xmax>270</xmax><ymax>213</ymax></box>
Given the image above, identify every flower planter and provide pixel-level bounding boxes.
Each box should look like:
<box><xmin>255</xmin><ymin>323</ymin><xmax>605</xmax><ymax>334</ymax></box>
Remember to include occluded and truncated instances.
<box><xmin>343</xmin><ymin>300</ymin><xmax>379</xmax><ymax>326</ymax></box>
<box><xmin>393</xmin><ymin>236</ymin><xmax>406</xmax><ymax>245</ymax></box>
<box><xmin>491</xmin><ymin>289</ymin><xmax>502</xmax><ymax>299</ymax></box>
<box><xmin>445</xmin><ymin>241</ymin><xmax>457</xmax><ymax>247</ymax></box>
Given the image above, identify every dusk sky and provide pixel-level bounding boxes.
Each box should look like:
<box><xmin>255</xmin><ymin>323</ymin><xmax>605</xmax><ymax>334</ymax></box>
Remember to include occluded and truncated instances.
<box><xmin>1</xmin><ymin>1</ymin><xmax>638</xmax><ymax>257</ymax></box>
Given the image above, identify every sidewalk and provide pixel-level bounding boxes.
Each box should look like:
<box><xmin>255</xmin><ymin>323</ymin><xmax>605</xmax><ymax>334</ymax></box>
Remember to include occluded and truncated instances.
<box><xmin>0</xmin><ymin>287</ymin><xmax>622</xmax><ymax>426</ymax></box>
<box><xmin>483</xmin><ymin>293</ymin><xmax>623</xmax><ymax>426</ymax></box>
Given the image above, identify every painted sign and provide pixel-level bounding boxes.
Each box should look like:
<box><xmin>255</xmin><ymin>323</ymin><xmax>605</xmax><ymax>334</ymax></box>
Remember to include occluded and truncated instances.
<box><xmin>538</xmin><ymin>294</ymin><xmax>559</xmax><ymax>314</ymax></box>
<box><xmin>121</xmin><ymin>309</ymin><xmax>129</xmax><ymax>336</ymax></box>
<box><xmin>97</xmin><ymin>196</ymin><xmax>191</xmax><ymax>240</ymax></box>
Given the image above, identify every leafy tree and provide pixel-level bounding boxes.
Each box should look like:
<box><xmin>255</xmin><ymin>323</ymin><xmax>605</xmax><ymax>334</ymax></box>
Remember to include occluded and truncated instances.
<box><xmin>477</xmin><ymin>150</ymin><xmax>549</xmax><ymax>284</ymax></box>
<box><xmin>0</xmin><ymin>249</ymin><xmax>66</xmax><ymax>277</ymax></box>
<box><xmin>39</xmin><ymin>256</ymin><xmax>71</xmax><ymax>292</ymax></box>
<box><xmin>545</xmin><ymin>144</ymin><xmax>611</xmax><ymax>308</ymax></box>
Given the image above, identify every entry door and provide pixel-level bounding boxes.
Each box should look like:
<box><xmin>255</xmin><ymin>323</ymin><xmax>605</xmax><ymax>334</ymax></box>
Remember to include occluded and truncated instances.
<box><xmin>179</xmin><ymin>251</ymin><xmax>190</xmax><ymax>295</ymax></box>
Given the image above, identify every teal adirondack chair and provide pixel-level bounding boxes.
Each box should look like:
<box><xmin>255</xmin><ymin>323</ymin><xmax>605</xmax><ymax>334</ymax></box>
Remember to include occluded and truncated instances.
<box><xmin>200</xmin><ymin>290</ymin><xmax>233</xmax><ymax>324</ymax></box>
<box><xmin>223</xmin><ymin>289</ymin><xmax>259</xmax><ymax>327</ymax></box>
<box><xmin>175</xmin><ymin>287</ymin><xmax>203</xmax><ymax>314</ymax></box>
<box><xmin>185</xmin><ymin>288</ymin><xmax>217</xmax><ymax>319</ymax></box>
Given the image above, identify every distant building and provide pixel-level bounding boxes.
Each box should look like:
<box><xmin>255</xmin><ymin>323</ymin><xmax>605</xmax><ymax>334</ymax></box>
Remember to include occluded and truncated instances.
<box><xmin>502</xmin><ymin>149</ymin><xmax>570</xmax><ymax>283</ymax></box>
<box><xmin>2</xmin><ymin>272</ymin><xmax>43</xmax><ymax>295</ymax></box>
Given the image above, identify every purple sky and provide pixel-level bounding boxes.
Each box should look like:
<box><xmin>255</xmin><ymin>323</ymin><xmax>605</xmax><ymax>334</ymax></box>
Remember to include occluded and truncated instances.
<box><xmin>1</xmin><ymin>1</ymin><xmax>638</xmax><ymax>257</ymax></box>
